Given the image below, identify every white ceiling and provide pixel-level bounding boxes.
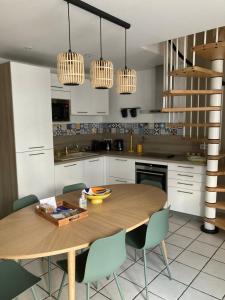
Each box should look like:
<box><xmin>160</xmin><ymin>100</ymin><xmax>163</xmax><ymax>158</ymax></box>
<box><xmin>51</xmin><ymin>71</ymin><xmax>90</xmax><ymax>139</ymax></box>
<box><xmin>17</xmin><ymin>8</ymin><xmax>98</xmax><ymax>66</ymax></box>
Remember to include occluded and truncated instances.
<box><xmin>0</xmin><ymin>0</ymin><xmax>225</xmax><ymax>70</ymax></box>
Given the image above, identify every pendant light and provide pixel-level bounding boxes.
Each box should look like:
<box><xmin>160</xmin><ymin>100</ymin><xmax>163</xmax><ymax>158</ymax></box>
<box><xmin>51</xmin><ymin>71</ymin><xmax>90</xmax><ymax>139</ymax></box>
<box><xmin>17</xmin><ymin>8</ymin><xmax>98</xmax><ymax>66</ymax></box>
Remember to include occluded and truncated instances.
<box><xmin>90</xmin><ymin>17</ymin><xmax>113</xmax><ymax>89</ymax></box>
<box><xmin>57</xmin><ymin>2</ymin><xmax>85</xmax><ymax>86</ymax></box>
<box><xmin>117</xmin><ymin>29</ymin><xmax>136</xmax><ymax>94</ymax></box>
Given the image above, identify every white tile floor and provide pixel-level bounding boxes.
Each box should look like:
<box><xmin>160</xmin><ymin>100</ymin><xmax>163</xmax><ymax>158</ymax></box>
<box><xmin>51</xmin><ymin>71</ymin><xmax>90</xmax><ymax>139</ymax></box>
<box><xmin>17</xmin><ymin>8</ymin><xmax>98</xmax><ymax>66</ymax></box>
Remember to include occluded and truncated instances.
<box><xmin>18</xmin><ymin>211</ymin><xmax>225</xmax><ymax>300</ymax></box>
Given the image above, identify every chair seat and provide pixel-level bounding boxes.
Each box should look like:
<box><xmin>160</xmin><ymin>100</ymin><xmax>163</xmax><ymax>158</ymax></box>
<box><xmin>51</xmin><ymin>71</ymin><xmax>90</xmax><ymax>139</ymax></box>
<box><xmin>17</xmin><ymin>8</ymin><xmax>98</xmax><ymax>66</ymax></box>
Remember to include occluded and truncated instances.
<box><xmin>0</xmin><ymin>260</ymin><xmax>41</xmax><ymax>300</ymax></box>
<box><xmin>57</xmin><ymin>250</ymin><xmax>89</xmax><ymax>283</ymax></box>
<box><xmin>126</xmin><ymin>224</ymin><xmax>147</xmax><ymax>249</ymax></box>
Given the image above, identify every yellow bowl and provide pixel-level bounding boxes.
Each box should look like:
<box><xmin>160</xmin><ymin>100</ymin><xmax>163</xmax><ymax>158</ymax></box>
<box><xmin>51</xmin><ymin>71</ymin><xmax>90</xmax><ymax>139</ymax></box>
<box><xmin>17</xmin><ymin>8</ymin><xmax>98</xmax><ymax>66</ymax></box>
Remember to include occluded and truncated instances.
<box><xmin>86</xmin><ymin>192</ymin><xmax>111</xmax><ymax>204</ymax></box>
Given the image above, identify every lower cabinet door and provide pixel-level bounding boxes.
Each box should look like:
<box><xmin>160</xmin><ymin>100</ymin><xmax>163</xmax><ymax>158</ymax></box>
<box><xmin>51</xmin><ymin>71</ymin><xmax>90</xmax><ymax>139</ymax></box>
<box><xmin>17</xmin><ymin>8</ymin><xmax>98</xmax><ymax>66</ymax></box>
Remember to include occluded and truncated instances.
<box><xmin>167</xmin><ymin>187</ymin><xmax>205</xmax><ymax>216</ymax></box>
<box><xmin>107</xmin><ymin>177</ymin><xmax>135</xmax><ymax>185</ymax></box>
<box><xmin>84</xmin><ymin>157</ymin><xmax>104</xmax><ymax>187</ymax></box>
<box><xmin>16</xmin><ymin>149</ymin><xmax>55</xmax><ymax>199</ymax></box>
<box><xmin>54</xmin><ymin>161</ymin><xmax>84</xmax><ymax>195</ymax></box>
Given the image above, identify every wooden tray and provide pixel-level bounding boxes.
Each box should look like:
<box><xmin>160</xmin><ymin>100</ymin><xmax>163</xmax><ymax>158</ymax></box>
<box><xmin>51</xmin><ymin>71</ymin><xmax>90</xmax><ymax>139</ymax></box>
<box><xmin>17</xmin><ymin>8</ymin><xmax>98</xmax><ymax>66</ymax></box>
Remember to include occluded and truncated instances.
<box><xmin>35</xmin><ymin>200</ymin><xmax>88</xmax><ymax>227</ymax></box>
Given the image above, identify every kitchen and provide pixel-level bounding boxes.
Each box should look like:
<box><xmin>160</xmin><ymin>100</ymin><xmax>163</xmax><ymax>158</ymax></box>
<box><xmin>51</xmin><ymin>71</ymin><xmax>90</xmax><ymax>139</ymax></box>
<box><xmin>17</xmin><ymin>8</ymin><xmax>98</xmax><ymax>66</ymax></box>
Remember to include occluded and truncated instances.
<box><xmin>0</xmin><ymin>1</ymin><xmax>225</xmax><ymax>300</ymax></box>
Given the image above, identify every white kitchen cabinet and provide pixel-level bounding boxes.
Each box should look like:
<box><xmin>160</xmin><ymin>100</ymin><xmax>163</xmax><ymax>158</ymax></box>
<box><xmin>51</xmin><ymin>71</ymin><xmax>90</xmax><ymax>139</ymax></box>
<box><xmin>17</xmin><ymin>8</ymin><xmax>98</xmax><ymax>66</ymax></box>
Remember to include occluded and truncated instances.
<box><xmin>10</xmin><ymin>62</ymin><xmax>53</xmax><ymax>152</ymax></box>
<box><xmin>71</xmin><ymin>79</ymin><xmax>109</xmax><ymax>115</ymax></box>
<box><xmin>50</xmin><ymin>73</ymin><xmax>71</xmax><ymax>92</ymax></box>
<box><xmin>107</xmin><ymin>177</ymin><xmax>135</xmax><ymax>185</ymax></box>
<box><xmin>51</xmin><ymin>89</ymin><xmax>71</xmax><ymax>100</ymax></box>
<box><xmin>84</xmin><ymin>157</ymin><xmax>105</xmax><ymax>187</ymax></box>
<box><xmin>168</xmin><ymin>162</ymin><xmax>205</xmax><ymax>174</ymax></box>
<box><xmin>54</xmin><ymin>161</ymin><xmax>84</xmax><ymax>195</ymax></box>
<box><xmin>108</xmin><ymin>157</ymin><xmax>135</xmax><ymax>181</ymax></box>
<box><xmin>16</xmin><ymin>149</ymin><xmax>55</xmax><ymax>199</ymax></box>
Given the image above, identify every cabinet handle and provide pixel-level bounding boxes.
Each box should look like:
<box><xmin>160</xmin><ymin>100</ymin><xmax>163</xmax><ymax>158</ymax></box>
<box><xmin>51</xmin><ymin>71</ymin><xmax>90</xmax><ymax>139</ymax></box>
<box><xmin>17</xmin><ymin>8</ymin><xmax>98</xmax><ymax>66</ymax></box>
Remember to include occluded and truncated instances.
<box><xmin>177</xmin><ymin>182</ymin><xmax>193</xmax><ymax>186</ymax></box>
<box><xmin>51</xmin><ymin>85</ymin><xmax>63</xmax><ymax>89</ymax></box>
<box><xmin>178</xmin><ymin>165</ymin><xmax>194</xmax><ymax>169</ymax></box>
<box><xmin>64</xmin><ymin>164</ymin><xmax>77</xmax><ymax>167</ymax></box>
<box><xmin>77</xmin><ymin>111</ymin><xmax>88</xmax><ymax>114</ymax></box>
<box><xmin>89</xmin><ymin>159</ymin><xmax>99</xmax><ymax>162</ymax></box>
<box><xmin>29</xmin><ymin>146</ymin><xmax>44</xmax><ymax>149</ymax></box>
<box><xmin>97</xmin><ymin>112</ymin><xmax>106</xmax><ymax>114</ymax></box>
<box><xmin>29</xmin><ymin>153</ymin><xmax>45</xmax><ymax>156</ymax></box>
<box><xmin>115</xmin><ymin>179</ymin><xmax>127</xmax><ymax>183</ymax></box>
<box><xmin>177</xmin><ymin>174</ymin><xmax>194</xmax><ymax>178</ymax></box>
<box><xmin>115</xmin><ymin>159</ymin><xmax>127</xmax><ymax>162</ymax></box>
<box><xmin>177</xmin><ymin>190</ymin><xmax>193</xmax><ymax>194</ymax></box>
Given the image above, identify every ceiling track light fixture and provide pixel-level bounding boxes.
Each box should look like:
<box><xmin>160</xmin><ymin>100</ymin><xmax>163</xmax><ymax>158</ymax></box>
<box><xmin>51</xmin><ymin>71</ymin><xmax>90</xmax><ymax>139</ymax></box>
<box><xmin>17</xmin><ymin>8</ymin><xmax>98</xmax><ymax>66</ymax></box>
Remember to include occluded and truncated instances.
<box><xmin>90</xmin><ymin>17</ymin><xmax>113</xmax><ymax>89</ymax></box>
<box><xmin>57</xmin><ymin>1</ymin><xmax>85</xmax><ymax>86</ymax></box>
<box><xmin>117</xmin><ymin>29</ymin><xmax>137</xmax><ymax>94</ymax></box>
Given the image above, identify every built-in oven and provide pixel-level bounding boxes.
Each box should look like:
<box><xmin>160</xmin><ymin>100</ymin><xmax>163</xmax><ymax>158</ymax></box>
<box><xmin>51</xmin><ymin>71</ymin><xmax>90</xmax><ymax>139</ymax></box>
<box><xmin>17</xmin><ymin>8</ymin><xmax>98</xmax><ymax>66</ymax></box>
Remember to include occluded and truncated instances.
<box><xmin>52</xmin><ymin>99</ymin><xmax>70</xmax><ymax>122</ymax></box>
<box><xmin>135</xmin><ymin>162</ymin><xmax>167</xmax><ymax>191</ymax></box>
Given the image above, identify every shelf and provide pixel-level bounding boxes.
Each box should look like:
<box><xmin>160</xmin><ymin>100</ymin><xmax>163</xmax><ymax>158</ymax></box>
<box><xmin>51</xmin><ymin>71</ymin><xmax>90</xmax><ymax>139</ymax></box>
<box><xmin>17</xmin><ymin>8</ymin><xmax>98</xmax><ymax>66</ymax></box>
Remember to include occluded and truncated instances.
<box><xmin>166</xmin><ymin>123</ymin><xmax>220</xmax><ymax>128</ymax></box>
<box><xmin>169</xmin><ymin>66</ymin><xmax>223</xmax><ymax>78</ymax></box>
<box><xmin>205</xmin><ymin>216</ymin><xmax>225</xmax><ymax>231</ymax></box>
<box><xmin>206</xmin><ymin>200</ymin><xmax>225</xmax><ymax>211</ymax></box>
<box><xmin>162</xmin><ymin>106</ymin><xmax>221</xmax><ymax>113</ymax></box>
<box><xmin>182</xmin><ymin>137</ymin><xmax>220</xmax><ymax>144</ymax></box>
<box><xmin>207</xmin><ymin>171</ymin><xmax>225</xmax><ymax>176</ymax></box>
<box><xmin>163</xmin><ymin>89</ymin><xmax>223</xmax><ymax>96</ymax></box>
<box><xmin>207</xmin><ymin>153</ymin><xmax>225</xmax><ymax>160</ymax></box>
<box><xmin>206</xmin><ymin>186</ymin><xmax>225</xmax><ymax>192</ymax></box>
<box><xmin>193</xmin><ymin>41</ymin><xmax>225</xmax><ymax>60</ymax></box>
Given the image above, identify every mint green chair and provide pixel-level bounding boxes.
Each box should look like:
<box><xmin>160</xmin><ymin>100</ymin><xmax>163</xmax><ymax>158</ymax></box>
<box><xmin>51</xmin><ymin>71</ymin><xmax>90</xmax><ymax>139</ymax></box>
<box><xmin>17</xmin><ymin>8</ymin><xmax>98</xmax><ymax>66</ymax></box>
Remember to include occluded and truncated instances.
<box><xmin>13</xmin><ymin>194</ymin><xmax>38</xmax><ymax>212</ymax></box>
<box><xmin>63</xmin><ymin>183</ymin><xmax>86</xmax><ymax>194</ymax></box>
<box><xmin>126</xmin><ymin>207</ymin><xmax>171</xmax><ymax>300</ymax></box>
<box><xmin>56</xmin><ymin>230</ymin><xmax>126</xmax><ymax>300</ymax></box>
<box><xmin>0</xmin><ymin>260</ymin><xmax>41</xmax><ymax>300</ymax></box>
<box><xmin>13</xmin><ymin>194</ymin><xmax>52</xmax><ymax>296</ymax></box>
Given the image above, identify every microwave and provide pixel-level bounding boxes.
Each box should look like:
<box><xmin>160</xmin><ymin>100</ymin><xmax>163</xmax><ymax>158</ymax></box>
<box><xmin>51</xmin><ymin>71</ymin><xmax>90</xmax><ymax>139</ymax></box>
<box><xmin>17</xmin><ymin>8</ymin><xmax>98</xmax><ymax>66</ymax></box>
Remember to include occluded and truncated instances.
<box><xmin>52</xmin><ymin>99</ymin><xmax>70</xmax><ymax>122</ymax></box>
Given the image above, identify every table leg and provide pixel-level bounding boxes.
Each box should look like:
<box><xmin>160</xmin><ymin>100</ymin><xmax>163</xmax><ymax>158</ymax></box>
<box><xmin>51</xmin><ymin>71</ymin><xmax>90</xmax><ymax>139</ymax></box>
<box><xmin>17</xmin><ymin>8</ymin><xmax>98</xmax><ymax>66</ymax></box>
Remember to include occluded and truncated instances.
<box><xmin>67</xmin><ymin>250</ymin><xmax>76</xmax><ymax>300</ymax></box>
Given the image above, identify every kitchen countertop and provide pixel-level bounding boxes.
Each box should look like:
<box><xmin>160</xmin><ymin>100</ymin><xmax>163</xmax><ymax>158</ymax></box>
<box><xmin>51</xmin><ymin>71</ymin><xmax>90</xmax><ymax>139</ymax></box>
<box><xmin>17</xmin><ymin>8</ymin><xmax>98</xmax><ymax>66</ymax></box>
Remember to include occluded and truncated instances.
<box><xmin>54</xmin><ymin>151</ymin><xmax>206</xmax><ymax>166</ymax></box>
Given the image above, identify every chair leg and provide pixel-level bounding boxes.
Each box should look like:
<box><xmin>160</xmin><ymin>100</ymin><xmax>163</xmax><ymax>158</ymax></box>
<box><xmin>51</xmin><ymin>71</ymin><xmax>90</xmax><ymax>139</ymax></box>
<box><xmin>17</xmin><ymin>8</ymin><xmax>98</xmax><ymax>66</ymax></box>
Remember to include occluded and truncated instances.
<box><xmin>160</xmin><ymin>240</ymin><xmax>172</xmax><ymax>280</ymax></box>
<box><xmin>134</xmin><ymin>249</ymin><xmax>137</xmax><ymax>261</ymax></box>
<box><xmin>113</xmin><ymin>272</ymin><xmax>124</xmax><ymax>300</ymax></box>
<box><xmin>143</xmin><ymin>249</ymin><xmax>149</xmax><ymax>300</ymax></box>
<box><xmin>57</xmin><ymin>272</ymin><xmax>66</xmax><ymax>300</ymax></box>
<box><xmin>31</xmin><ymin>286</ymin><xmax>39</xmax><ymax>300</ymax></box>
<box><xmin>92</xmin><ymin>281</ymin><xmax>98</xmax><ymax>290</ymax></box>
<box><xmin>48</xmin><ymin>256</ymin><xmax>52</xmax><ymax>296</ymax></box>
<box><xmin>106</xmin><ymin>275</ymin><xmax>111</xmax><ymax>280</ymax></box>
<box><xmin>86</xmin><ymin>283</ymin><xmax>90</xmax><ymax>300</ymax></box>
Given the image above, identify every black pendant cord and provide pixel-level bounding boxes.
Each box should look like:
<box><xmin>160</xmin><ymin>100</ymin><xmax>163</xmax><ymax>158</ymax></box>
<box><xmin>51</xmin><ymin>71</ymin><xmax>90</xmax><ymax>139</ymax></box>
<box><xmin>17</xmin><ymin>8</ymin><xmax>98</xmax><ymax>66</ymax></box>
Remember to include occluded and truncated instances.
<box><xmin>67</xmin><ymin>2</ymin><xmax>72</xmax><ymax>51</ymax></box>
<box><xmin>124</xmin><ymin>29</ymin><xmax>127</xmax><ymax>69</ymax></box>
<box><xmin>99</xmin><ymin>17</ymin><xmax>103</xmax><ymax>60</ymax></box>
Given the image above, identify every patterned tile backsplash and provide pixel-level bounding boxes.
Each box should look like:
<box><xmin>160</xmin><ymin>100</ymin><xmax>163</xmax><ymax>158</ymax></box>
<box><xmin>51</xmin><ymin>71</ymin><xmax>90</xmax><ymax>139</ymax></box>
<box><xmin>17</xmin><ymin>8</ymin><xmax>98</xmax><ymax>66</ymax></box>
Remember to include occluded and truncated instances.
<box><xmin>53</xmin><ymin>123</ymin><xmax>183</xmax><ymax>137</ymax></box>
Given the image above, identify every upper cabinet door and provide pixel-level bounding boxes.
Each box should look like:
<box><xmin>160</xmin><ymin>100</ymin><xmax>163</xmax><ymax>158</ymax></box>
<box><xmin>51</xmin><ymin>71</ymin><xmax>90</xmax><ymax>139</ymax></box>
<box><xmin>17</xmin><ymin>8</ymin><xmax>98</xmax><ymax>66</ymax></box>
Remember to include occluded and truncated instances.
<box><xmin>10</xmin><ymin>62</ymin><xmax>53</xmax><ymax>152</ymax></box>
<box><xmin>50</xmin><ymin>73</ymin><xmax>71</xmax><ymax>92</ymax></box>
<box><xmin>71</xmin><ymin>79</ymin><xmax>109</xmax><ymax>115</ymax></box>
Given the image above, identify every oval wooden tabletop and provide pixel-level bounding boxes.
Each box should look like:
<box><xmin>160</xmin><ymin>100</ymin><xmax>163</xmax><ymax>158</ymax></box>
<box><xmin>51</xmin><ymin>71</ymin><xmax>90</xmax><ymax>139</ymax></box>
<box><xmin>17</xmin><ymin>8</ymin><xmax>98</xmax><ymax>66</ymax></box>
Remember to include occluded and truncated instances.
<box><xmin>0</xmin><ymin>184</ymin><xmax>166</xmax><ymax>259</ymax></box>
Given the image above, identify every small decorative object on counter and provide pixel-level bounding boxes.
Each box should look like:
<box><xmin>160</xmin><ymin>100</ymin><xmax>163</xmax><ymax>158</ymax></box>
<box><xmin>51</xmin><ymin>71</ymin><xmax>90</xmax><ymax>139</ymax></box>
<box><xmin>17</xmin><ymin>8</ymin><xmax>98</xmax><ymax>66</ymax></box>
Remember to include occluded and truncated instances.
<box><xmin>79</xmin><ymin>191</ymin><xmax>87</xmax><ymax>209</ymax></box>
<box><xmin>137</xmin><ymin>144</ymin><xmax>143</xmax><ymax>153</ymax></box>
<box><xmin>83</xmin><ymin>187</ymin><xmax>111</xmax><ymax>205</ymax></box>
<box><xmin>129</xmin><ymin>134</ymin><xmax>134</xmax><ymax>153</ymax></box>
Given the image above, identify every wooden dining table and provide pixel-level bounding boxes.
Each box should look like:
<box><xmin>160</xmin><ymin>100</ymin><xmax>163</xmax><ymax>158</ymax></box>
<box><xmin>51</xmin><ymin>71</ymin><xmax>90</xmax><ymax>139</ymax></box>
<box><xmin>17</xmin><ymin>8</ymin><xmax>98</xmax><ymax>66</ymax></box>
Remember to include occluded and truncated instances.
<box><xmin>0</xmin><ymin>184</ymin><xmax>166</xmax><ymax>299</ymax></box>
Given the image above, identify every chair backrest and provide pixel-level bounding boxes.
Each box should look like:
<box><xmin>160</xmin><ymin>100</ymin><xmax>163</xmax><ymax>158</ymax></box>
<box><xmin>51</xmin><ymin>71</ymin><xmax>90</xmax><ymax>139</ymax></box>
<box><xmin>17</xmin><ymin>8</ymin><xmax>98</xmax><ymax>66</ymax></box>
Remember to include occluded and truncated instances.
<box><xmin>83</xmin><ymin>230</ymin><xmax>126</xmax><ymax>283</ymax></box>
<box><xmin>13</xmin><ymin>195</ymin><xmax>39</xmax><ymax>212</ymax></box>
<box><xmin>144</xmin><ymin>207</ymin><xmax>170</xmax><ymax>249</ymax></box>
<box><xmin>63</xmin><ymin>183</ymin><xmax>86</xmax><ymax>194</ymax></box>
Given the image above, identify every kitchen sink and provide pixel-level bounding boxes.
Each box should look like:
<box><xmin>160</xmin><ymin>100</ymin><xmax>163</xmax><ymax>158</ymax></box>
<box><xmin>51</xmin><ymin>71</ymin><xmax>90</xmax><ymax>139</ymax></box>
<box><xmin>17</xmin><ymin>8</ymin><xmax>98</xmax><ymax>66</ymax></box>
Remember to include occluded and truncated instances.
<box><xmin>56</xmin><ymin>152</ymin><xmax>99</xmax><ymax>162</ymax></box>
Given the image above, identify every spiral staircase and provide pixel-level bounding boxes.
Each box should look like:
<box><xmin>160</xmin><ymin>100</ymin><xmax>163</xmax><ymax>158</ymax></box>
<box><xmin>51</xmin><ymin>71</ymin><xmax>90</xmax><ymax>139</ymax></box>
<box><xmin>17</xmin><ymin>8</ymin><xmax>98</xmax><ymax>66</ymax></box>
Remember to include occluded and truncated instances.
<box><xmin>162</xmin><ymin>28</ymin><xmax>225</xmax><ymax>233</ymax></box>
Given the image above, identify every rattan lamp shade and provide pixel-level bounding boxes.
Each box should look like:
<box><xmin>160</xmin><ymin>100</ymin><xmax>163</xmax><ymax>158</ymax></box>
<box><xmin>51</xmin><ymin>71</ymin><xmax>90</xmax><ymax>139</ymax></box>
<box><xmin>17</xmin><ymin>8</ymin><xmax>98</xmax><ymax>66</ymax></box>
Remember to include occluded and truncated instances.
<box><xmin>117</xmin><ymin>68</ymin><xmax>136</xmax><ymax>94</ymax></box>
<box><xmin>57</xmin><ymin>51</ymin><xmax>85</xmax><ymax>86</ymax></box>
<box><xmin>90</xmin><ymin>59</ymin><xmax>113</xmax><ymax>89</ymax></box>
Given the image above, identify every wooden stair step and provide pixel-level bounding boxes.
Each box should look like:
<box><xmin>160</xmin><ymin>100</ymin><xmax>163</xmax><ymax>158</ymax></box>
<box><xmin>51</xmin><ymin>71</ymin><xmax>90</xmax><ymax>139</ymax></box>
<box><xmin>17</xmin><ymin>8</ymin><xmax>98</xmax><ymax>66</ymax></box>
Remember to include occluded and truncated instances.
<box><xmin>206</xmin><ymin>186</ymin><xmax>225</xmax><ymax>192</ymax></box>
<box><xmin>167</xmin><ymin>123</ymin><xmax>220</xmax><ymax>128</ymax></box>
<box><xmin>182</xmin><ymin>138</ymin><xmax>220</xmax><ymax>144</ymax></box>
<box><xmin>207</xmin><ymin>171</ymin><xmax>225</xmax><ymax>176</ymax></box>
<box><xmin>193</xmin><ymin>41</ymin><xmax>225</xmax><ymax>60</ymax></box>
<box><xmin>162</xmin><ymin>106</ymin><xmax>221</xmax><ymax>113</ymax></box>
<box><xmin>206</xmin><ymin>200</ymin><xmax>225</xmax><ymax>210</ymax></box>
<box><xmin>163</xmin><ymin>89</ymin><xmax>223</xmax><ymax>96</ymax></box>
<box><xmin>205</xmin><ymin>216</ymin><xmax>225</xmax><ymax>231</ymax></box>
<box><xmin>169</xmin><ymin>66</ymin><xmax>223</xmax><ymax>78</ymax></box>
<box><xmin>207</xmin><ymin>153</ymin><xmax>225</xmax><ymax>160</ymax></box>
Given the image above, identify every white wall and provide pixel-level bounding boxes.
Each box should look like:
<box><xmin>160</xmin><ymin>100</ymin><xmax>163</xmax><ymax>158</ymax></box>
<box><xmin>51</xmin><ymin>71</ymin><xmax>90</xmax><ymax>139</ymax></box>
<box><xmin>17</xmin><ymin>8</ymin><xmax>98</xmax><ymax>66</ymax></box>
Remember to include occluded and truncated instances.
<box><xmin>103</xmin><ymin>68</ymin><xmax>169</xmax><ymax>123</ymax></box>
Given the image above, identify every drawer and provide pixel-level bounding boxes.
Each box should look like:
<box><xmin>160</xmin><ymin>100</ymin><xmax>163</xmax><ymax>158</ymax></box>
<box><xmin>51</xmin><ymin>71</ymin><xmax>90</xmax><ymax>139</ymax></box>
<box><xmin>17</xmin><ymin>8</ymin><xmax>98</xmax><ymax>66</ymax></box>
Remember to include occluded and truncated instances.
<box><xmin>108</xmin><ymin>157</ymin><xmax>135</xmax><ymax>181</ymax></box>
<box><xmin>168</xmin><ymin>178</ymin><xmax>205</xmax><ymax>191</ymax></box>
<box><xmin>168</xmin><ymin>170</ymin><xmax>206</xmax><ymax>183</ymax></box>
<box><xmin>167</xmin><ymin>187</ymin><xmax>204</xmax><ymax>216</ymax></box>
<box><xmin>168</xmin><ymin>163</ymin><xmax>205</xmax><ymax>174</ymax></box>
<box><xmin>107</xmin><ymin>177</ymin><xmax>135</xmax><ymax>185</ymax></box>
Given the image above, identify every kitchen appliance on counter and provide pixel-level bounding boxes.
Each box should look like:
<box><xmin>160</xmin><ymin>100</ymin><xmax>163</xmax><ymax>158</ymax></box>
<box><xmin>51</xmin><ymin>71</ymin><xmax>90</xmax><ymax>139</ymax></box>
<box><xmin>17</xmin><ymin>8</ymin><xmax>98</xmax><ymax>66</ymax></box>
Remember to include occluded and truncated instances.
<box><xmin>136</xmin><ymin>162</ymin><xmax>167</xmax><ymax>191</ymax></box>
<box><xmin>113</xmin><ymin>139</ymin><xmax>124</xmax><ymax>151</ymax></box>
<box><xmin>91</xmin><ymin>140</ymin><xmax>106</xmax><ymax>151</ymax></box>
<box><xmin>105</xmin><ymin>139</ymin><xmax>112</xmax><ymax>151</ymax></box>
<box><xmin>52</xmin><ymin>99</ymin><xmax>70</xmax><ymax>122</ymax></box>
